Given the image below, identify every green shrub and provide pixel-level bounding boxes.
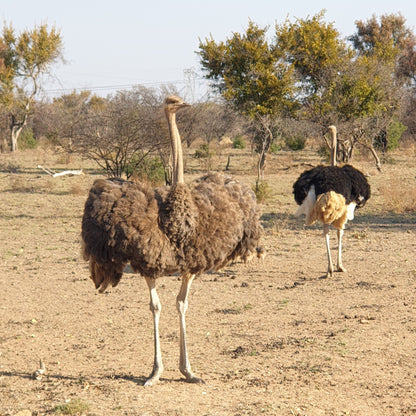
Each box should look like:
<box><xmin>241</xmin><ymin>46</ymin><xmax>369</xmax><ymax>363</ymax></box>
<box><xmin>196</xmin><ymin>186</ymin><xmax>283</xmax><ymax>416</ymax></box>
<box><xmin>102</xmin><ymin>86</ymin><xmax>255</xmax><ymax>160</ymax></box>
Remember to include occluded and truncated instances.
<box><xmin>284</xmin><ymin>135</ymin><xmax>306</xmax><ymax>151</ymax></box>
<box><xmin>269</xmin><ymin>142</ymin><xmax>281</xmax><ymax>155</ymax></box>
<box><xmin>124</xmin><ymin>154</ymin><xmax>166</xmax><ymax>185</ymax></box>
<box><xmin>18</xmin><ymin>128</ymin><xmax>38</xmax><ymax>149</ymax></box>
<box><xmin>252</xmin><ymin>181</ymin><xmax>272</xmax><ymax>204</ymax></box>
<box><xmin>194</xmin><ymin>143</ymin><xmax>212</xmax><ymax>159</ymax></box>
<box><xmin>387</xmin><ymin>120</ymin><xmax>407</xmax><ymax>152</ymax></box>
<box><xmin>53</xmin><ymin>399</ymin><xmax>90</xmax><ymax>415</ymax></box>
<box><xmin>317</xmin><ymin>145</ymin><xmax>330</xmax><ymax>160</ymax></box>
<box><xmin>233</xmin><ymin>136</ymin><xmax>246</xmax><ymax>149</ymax></box>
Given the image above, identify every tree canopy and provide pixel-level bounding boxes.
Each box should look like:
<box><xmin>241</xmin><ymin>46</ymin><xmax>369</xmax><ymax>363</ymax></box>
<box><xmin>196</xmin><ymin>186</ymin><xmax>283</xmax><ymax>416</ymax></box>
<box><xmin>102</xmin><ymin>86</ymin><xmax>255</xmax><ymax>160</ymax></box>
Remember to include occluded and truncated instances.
<box><xmin>0</xmin><ymin>23</ymin><xmax>63</xmax><ymax>151</ymax></box>
<box><xmin>199</xmin><ymin>21</ymin><xmax>295</xmax><ymax>119</ymax></box>
<box><xmin>199</xmin><ymin>11</ymin><xmax>416</xmax><ymax>169</ymax></box>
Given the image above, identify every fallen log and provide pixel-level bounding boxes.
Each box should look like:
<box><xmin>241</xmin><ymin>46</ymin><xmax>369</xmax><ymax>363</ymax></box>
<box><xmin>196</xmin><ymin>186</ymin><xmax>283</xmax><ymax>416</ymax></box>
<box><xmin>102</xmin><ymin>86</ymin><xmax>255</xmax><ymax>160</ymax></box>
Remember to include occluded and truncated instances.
<box><xmin>37</xmin><ymin>165</ymin><xmax>84</xmax><ymax>177</ymax></box>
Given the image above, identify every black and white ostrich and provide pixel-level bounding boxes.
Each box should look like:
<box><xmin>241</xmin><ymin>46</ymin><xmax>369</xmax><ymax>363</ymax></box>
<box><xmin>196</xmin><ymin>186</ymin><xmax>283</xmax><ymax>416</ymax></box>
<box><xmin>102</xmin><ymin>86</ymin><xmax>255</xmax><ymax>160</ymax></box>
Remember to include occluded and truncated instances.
<box><xmin>81</xmin><ymin>95</ymin><xmax>262</xmax><ymax>386</ymax></box>
<box><xmin>293</xmin><ymin>125</ymin><xmax>370</xmax><ymax>277</ymax></box>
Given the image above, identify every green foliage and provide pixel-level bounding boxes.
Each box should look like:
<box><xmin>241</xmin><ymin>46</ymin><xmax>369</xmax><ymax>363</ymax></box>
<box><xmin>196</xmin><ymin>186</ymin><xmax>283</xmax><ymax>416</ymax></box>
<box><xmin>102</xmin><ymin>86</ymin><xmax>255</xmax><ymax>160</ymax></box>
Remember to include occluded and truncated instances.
<box><xmin>53</xmin><ymin>399</ymin><xmax>90</xmax><ymax>415</ymax></box>
<box><xmin>387</xmin><ymin>120</ymin><xmax>407</xmax><ymax>151</ymax></box>
<box><xmin>284</xmin><ymin>135</ymin><xmax>306</xmax><ymax>151</ymax></box>
<box><xmin>349</xmin><ymin>13</ymin><xmax>411</xmax><ymax>63</ymax></box>
<box><xmin>317</xmin><ymin>145</ymin><xmax>330</xmax><ymax>161</ymax></box>
<box><xmin>232</xmin><ymin>136</ymin><xmax>246</xmax><ymax>149</ymax></box>
<box><xmin>0</xmin><ymin>23</ymin><xmax>63</xmax><ymax>106</ymax></box>
<box><xmin>252</xmin><ymin>180</ymin><xmax>272</xmax><ymax>204</ymax></box>
<box><xmin>269</xmin><ymin>142</ymin><xmax>281</xmax><ymax>154</ymax></box>
<box><xmin>17</xmin><ymin>127</ymin><xmax>37</xmax><ymax>149</ymax></box>
<box><xmin>0</xmin><ymin>23</ymin><xmax>63</xmax><ymax>151</ymax></box>
<box><xmin>194</xmin><ymin>143</ymin><xmax>212</xmax><ymax>159</ymax></box>
<box><xmin>381</xmin><ymin>155</ymin><xmax>397</xmax><ymax>164</ymax></box>
<box><xmin>335</xmin><ymin>55</ymin><xmax>395</xmax><ymax>121</ymax></box>
<box><xmin>374</xmin><ymin>120</ymin><xmax>407</xmax><ymax>152</ymax></box>
<box><xmin>123</xmin><ymin>154</ymin><xmax>165</xmax><ymax>185</ymax></box>
<box><xmin>199</xmin><ymin>21</ymin><xmax>295</xmax><ymax>119</ymax></box>
<box><xmin>275</xmin><ymin>10</ymin><xmax>350</xmax><ymax>89</ymax></box>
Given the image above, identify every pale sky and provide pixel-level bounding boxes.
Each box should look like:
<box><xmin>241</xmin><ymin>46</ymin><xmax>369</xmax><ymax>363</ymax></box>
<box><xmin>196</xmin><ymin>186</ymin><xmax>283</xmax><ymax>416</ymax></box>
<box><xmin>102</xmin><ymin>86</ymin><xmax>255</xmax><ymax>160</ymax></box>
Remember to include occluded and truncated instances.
<box><xmin>2</xmin><ymin>0</ymin><xmax>416</xmax><ymax>100</ymax></box>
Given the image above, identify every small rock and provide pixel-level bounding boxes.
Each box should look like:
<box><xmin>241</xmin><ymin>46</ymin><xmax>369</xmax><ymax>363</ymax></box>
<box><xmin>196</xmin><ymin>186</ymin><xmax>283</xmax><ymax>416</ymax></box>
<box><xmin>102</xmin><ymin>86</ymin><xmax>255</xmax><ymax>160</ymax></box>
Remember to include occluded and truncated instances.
<box><xmin>32</xmin><ymin>359</ymin><xmax>45</xmax><ymax>380</ymax></box>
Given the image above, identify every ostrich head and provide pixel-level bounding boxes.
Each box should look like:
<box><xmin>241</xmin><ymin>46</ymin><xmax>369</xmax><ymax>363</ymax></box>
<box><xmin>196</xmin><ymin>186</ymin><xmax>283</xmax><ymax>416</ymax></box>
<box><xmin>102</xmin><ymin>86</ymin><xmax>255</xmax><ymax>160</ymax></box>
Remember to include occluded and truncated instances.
<box><xmin>164</xmin><ymin>95</ymin><xmax>190</xmax><ymax>113</ymax></box>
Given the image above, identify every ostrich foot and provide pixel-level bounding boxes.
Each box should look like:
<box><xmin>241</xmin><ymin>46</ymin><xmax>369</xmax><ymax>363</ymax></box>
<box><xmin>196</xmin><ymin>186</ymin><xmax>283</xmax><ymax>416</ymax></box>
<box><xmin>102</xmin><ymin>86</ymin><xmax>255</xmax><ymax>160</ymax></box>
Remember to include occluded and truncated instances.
<box><xmin>325</xmin><ymin>265</ymin><xmax>334</xmax><ymax>278</ymax></box>
<box><xmin>185</xmin><ymin>375</ymin><xmax>205</xmax><ymax>384</ymax></box>
<box><xmin>144</xmin><ymin>368</ymin><xmax>162</xmax><ymax>387</ymax></box>
<box><xmin>180</xmin><ymin>368</ymin><xmax>205</xmax><ymax>384</ymax></box>
<box><xmin>337</xmin><ymin>265</ymin><xmax>347</xmax><ymax>272</ymax></box>
<box><xmin>144</xmin><ymin>376</ymin><xmax>160</xmax><ymax>387</ymax></box>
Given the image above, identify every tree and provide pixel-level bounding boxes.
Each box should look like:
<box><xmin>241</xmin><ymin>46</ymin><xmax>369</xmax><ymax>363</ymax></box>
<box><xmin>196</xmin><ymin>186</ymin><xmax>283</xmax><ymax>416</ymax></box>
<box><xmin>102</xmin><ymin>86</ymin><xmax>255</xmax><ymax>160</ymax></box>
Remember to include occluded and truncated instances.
<box><xmin>189</xmin><ymin>100</ymin><xmax>243</xmax><ymax>171</ymax></box>
<box><xmin>0</xmin><ymin>23</ymin><xmax>63</xmax><ymax>152</ymax></box>
<box><xmin>349</xmin><ymin>13</ymin><xmax>413</xmax><ymax>66</ymax></box>
<box><xmin>336</xmin><ymin>55</ymin><xmax>401</xmax><ymax>169</ymax></box>
<box><xmin>199</xmin><ymin>21</ymin><xmax>295</xmax><ymax>185</ymax></box>
<box><xmin>275</xmin><ymin>11</ymin><xmax>408</xmax><ymax>169</ymax></box>
<box><xmin>397</xmin><ymin>36</ymin><xmax>416</xmax><ymax>85</ymax></box>
<box><xmin>49</xmin><ymin>90</ymin><xmax>106</xmax><ymax>152</ymax></box>
<box><xmin>275</xmin><ymin>10</ymin><xmax>352</xmax><ymax>126</ymax></box>
<box><xmin>55</xmin><ymin>87</ymin><xmax>170</xmax><ymax>180</ymax></box>
<box><xmin>344</xmin><ymin>13</ymin><xmax>415</xmax><ymax>167</ymax></box>
<box><xmin>274</xmin><ymin>11</ymin><xmax>387</xmax><ymax>164</ymax></box>
<box><xmin>349</xmin><ymin>13</ymin><xmax>416</xmax><ymax>146</ymax></box>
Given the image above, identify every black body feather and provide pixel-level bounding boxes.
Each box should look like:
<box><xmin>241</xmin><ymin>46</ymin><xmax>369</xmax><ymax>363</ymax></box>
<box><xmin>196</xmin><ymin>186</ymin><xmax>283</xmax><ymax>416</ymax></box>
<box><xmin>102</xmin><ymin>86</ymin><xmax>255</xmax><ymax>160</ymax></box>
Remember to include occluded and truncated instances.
<box><xmin>293</xmin><ymin>165</ymin><xmax>370</xmax><ymax>208</ymax></box>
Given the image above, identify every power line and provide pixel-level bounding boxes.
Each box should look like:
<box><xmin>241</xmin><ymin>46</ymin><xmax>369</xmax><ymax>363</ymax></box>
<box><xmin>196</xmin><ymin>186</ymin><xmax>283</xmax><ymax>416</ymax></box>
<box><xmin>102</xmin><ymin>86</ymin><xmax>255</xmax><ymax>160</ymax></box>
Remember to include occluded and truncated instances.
<box><xmin>42</xmin><ymin>78</ymin><xmax>199</xmax><ymax>96</ymax></box>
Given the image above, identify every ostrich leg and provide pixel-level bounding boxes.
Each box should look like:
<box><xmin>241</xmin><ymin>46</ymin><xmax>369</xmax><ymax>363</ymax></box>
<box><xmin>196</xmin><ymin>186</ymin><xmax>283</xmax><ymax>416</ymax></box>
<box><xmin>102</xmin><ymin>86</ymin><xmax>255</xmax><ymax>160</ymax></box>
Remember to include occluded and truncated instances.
<box><xmin>336</xmin><ymin>229</ymin><xmax>347</xmax><ymax>272</ymax></box>
<box><xmin>144</xmin><ymin>276</ymin><xmax>164</xmax><ymax>386</ymax></box>
<box><xmin>177</xmin><ymin>274</ymin><xmax>204</xmax><ymax>383</ymax></box>
<box><xmin>324</xmin><ymin>224</ymin><xmax>334</xmax><ymax>278</ymax></box>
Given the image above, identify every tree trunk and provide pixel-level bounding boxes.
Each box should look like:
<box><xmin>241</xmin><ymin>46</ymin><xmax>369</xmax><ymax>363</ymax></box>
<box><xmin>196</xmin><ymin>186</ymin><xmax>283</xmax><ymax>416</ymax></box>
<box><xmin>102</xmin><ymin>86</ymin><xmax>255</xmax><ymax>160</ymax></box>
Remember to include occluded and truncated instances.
<box><xmin>10</xmin><ymin>115</ymin><xmax>26</xmax><ymax>152</ymax></box>
<box><xmin>11</xmin><ymin>125</ymin><xmax>23</xmax><ymax>152</ymax></box>
<box><xmin>256</xmin><ymin>127</ymin><xmax>272</xmax><ymax>186</ymax></box>
<box><xmin>1</xmin><ymin>137</ymin><xmax>9</xmax><ymax>153</ymax></box>
<box><xmin>225</xmin><ymin>154</ymin><xmax>231</xmax><ymax>171</ymax></box>
<box><xmin>368</xmin><ymin>145</ymin><xmax>382</xmax><ymax>172</ymax></box>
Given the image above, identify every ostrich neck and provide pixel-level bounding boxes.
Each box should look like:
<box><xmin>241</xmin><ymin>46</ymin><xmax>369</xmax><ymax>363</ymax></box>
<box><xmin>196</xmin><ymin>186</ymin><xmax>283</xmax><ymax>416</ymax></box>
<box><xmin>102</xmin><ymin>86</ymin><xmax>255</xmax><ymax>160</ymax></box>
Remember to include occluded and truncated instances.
<box><xmin>166</xmin><ymin>111</ymin><xmax>184</xmax><ymax>184</ymax></box>
<box><xmin>330</xmin><ymin>129</ymin><xmax>337</xmax><ymax>167</ymax></box>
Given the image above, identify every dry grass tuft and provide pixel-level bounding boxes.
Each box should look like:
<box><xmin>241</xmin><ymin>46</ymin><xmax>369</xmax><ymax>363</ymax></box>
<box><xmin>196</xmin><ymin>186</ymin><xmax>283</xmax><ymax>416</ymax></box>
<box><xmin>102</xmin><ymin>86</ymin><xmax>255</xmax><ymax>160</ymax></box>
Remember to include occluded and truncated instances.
<box><xmin>9</xmin><ymin>177</ymin><xmax>35</xmax><ymax>193</ymax></box>
<box><xmin>380</xmin><ymin>179</ymin><xmax>416</xmax><ymax>213</ymax></box>
<box><xmin>0</xmin><ymin>161</ymin><xmax>21</xmax><ymax>173</ymax></box>
<box><xmin>43</xmin><ymin>178</ymin><xmax>55</xmax><ymax>193</ymax></box>
<box><xmin>69</xmin><ymin>183</ymin><xmax>86</xmax><ymax>196</ymax></box>
<box><xmin>351</xmin><ymin>229</ymin><xmax>368</xmax><ymax>240</ymax></box>
<box><xmin>270</xmin><ymin>214</ymin><xmax>291</xmax><ymax>236</ymax></box>
<box><xmin>53</xmin><ymin>399</ymin><xmax>90</xmax><ymax>415</ymax></box>
<box><xmin>55</xmin><ymin>152</ymin><xmax>74</xmax><ymax>165</ymax></box>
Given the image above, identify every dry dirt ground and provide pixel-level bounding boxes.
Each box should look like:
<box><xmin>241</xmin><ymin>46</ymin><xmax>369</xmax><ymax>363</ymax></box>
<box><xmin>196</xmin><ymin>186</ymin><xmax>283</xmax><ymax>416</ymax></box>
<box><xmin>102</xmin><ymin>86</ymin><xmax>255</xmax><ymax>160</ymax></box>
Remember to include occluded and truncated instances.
<box><xmin>0</xmin><ymin>146</ymin><xmax>415</xmax><ymax>416</ymax></box>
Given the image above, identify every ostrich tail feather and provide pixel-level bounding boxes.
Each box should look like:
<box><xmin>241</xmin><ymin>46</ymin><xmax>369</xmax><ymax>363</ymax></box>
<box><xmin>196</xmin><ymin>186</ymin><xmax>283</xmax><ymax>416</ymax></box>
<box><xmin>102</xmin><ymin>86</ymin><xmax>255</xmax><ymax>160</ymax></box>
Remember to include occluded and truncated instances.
<box><xmin>88</xmin><ymin>257</ymin><xmax>124</xmax><ymax>293</ymax></box>
<box><xmin>313</xmin><ymin>191</ymin><xmax>347</xmax><ymax>228</ymax></box>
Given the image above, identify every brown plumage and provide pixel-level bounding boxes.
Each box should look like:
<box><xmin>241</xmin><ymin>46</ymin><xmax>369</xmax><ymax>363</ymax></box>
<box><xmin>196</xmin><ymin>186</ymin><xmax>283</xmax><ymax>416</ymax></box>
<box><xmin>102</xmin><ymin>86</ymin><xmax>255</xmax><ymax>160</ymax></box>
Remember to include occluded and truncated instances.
<box><xmin>81</xmin><ymin>96</ymin><xmax>262</xmax><ymax>386</ymax></box>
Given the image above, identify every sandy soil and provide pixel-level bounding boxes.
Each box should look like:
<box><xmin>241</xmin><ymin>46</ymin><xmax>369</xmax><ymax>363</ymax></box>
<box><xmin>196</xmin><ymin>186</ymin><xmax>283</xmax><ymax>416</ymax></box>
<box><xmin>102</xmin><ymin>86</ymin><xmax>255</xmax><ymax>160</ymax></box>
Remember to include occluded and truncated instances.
<box><xmin>0</xmin><ymin>148</ymin><xmax>415</xmax><ymax>415</ymax></box>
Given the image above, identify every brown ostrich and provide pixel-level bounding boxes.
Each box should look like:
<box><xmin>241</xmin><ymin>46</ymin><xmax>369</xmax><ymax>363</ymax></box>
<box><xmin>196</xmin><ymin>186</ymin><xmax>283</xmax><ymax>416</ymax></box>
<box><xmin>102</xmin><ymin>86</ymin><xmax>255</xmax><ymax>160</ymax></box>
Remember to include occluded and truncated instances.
<box><xmin>81</xmin><ymin>95</ymin><xmax>262</xmax><ymax>386</ymax></box>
